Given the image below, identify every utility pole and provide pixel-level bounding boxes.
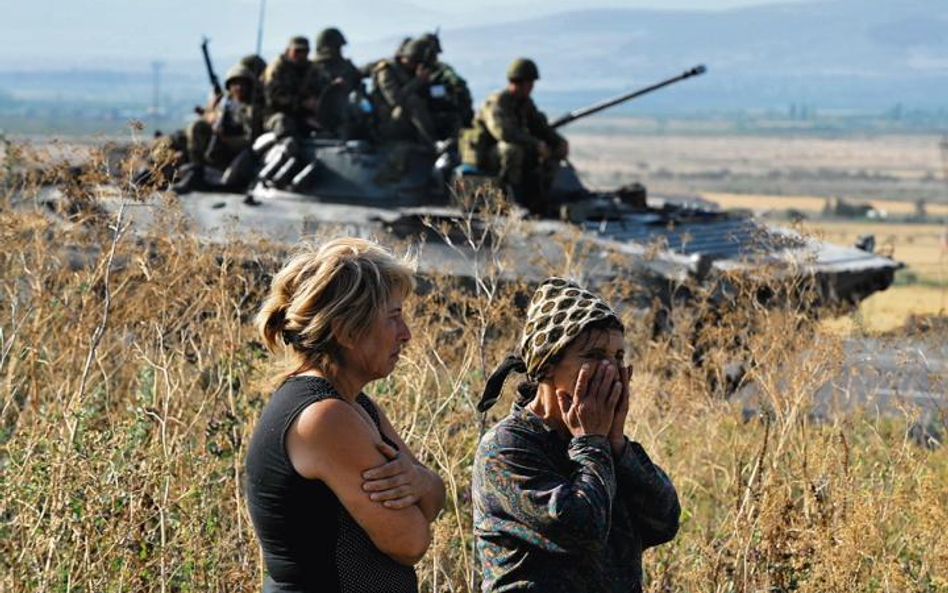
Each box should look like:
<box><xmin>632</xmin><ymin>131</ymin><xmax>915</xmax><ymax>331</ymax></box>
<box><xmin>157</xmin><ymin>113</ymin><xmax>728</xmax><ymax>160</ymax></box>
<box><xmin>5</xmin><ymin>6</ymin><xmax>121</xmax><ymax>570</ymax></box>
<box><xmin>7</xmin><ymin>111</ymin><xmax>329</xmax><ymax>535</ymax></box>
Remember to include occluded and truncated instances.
<box><xmin>940</xmin><ymin>133</ymin><xmax>948</xmax><ymax>190</ymax></box>
<box><xmin>255</xmin><ymin>0</ymin><xmax>267</xmax><ymax>56</ymax></box>
<box><xmin>150</xmin><ymin>61</ymin><xmax>165</xmax><ymax>131</ymax></box>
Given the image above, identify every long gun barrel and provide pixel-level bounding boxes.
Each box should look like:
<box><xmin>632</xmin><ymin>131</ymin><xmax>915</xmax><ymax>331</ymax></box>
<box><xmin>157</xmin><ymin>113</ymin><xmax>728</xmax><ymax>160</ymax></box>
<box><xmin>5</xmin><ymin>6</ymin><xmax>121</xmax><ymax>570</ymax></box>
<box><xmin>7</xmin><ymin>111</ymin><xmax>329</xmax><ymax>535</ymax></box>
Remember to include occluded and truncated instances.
<box><xmin>550</xmin><ymin>64</ymin><xmax>707</xmax><ymax>129</ymax></box>
<box><xmin>201</xmin><ymin>37</ymin><xmax>224</xmax><ymax>100</ymax></box>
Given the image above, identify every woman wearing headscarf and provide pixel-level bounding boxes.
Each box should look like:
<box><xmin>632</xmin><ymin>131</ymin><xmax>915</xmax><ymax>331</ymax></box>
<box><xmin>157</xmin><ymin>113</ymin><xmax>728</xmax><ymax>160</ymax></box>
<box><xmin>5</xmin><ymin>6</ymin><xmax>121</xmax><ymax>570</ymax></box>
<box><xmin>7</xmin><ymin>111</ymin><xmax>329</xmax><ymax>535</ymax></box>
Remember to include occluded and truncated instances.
<box><xmin>246</xmin><ymin>238</ymin><xmax>445</xmax><ymax>593</ymax></box>
<box><xmin>473</xmin><ymin>277</ymin><xmax>680</xmax><ymax>593</ymax></box>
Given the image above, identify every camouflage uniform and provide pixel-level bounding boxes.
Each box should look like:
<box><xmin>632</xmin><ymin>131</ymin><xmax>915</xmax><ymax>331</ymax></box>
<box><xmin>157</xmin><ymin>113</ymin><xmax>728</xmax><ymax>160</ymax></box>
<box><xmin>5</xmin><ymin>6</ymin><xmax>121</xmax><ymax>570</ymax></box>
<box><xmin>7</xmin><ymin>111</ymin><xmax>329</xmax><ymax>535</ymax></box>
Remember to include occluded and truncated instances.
<box><xmin>418</xmin><ymin>34</ymin><xmax>473</xmax><ymax>140</ymax></box>
<box><xmin>473</xmin><ymin>403</ymin><xmax>681</xmax><ymax>593</ymax></box>
<box><xmin>186</xmin><ymin>64</ymin><xmax>258</xmax><ymax>169</ymax></box>
<box><xmin>240</xmin><ymin>54</ymin><xmax>268</xmax><ymax>139</ymax></box>
<box><xmin>308</xmin><ymin>43</ymin><xmax>365</xmax><ymax>138</ymax></box>
<box><xmin>370</xmin><ymin>40</ymin><xmax>439</xmax><ymax>145</ymax></box>
<box><xmin>428</xmin><ymin>61</ymin><xmax>473</xmax><ymax>137</ymax></box>
<box><xmin>461</xmin><ymin>88</ymin><xmax>567</xmax><ymax>212</ymax></box>
<box><xmin>263</xmin><ymin>46</ymin><xmax>312</xmax><ymax>138</ymax></box>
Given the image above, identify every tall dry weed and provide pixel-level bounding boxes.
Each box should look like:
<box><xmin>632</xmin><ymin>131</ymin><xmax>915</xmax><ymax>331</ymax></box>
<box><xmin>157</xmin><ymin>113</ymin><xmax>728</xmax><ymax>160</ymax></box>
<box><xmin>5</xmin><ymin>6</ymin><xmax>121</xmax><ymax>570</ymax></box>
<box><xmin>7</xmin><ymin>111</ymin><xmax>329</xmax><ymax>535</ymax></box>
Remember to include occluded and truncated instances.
<box><xmin>0</xmin><ymin>139</ymin><xmax>945</xmax><ymax>592</ymax></box>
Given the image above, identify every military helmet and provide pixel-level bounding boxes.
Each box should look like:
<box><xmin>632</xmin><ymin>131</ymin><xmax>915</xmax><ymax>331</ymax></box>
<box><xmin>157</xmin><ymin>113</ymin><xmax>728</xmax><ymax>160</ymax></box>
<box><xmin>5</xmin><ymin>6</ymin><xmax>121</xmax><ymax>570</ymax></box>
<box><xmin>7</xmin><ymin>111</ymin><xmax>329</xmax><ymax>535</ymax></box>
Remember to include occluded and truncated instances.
<box><xmin>316</xmin><ymin>27</ymin><xmax>347</xmax><ymax>50</ymax></box>
<box><xmin>420</xmin><ymin>32</ymin><xmax>442</xmax><ymax>54</ymax></box>
<box><xmin>507</xmin><ymin>58</ymin><xmax>540</xmax><ymax>82</ymax></box>
<box><xmin>287</xmin><ymin>35</ymin><xmax>310</xmax><ymax>50</ymax></box>
<box><xmin>225</xmin><ymin>64</ymin><xmax>255</xmax><ymax>87</ymax></box>
<box><xmin>239</xmin><ymin>54</ymin><xmax>267</xmax><ymax>78</ymax></box>
<box><xmin>394</xmin><ymin>36</ymin><xmax>412</xmax><ymax>58</ymax></box>
<box><xmin>401</xmin><ymin>38</ymin><xmax>429</xmax><ymax>64</ymax></box>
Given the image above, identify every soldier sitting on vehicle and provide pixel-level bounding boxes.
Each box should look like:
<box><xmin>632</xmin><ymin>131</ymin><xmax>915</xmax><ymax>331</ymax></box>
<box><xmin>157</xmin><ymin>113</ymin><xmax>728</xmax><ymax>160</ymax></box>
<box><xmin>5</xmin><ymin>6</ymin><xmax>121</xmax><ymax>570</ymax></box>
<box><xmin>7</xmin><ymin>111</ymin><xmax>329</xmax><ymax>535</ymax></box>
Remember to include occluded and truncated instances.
<box><xmin>460</xmin><ymin>58</ymin><xmax>568</xmax><ymax>216</ymax></box>
<box><xmin>175</xmin><ymin>64</ymin><xmax>260</xmax><ymax>193</ymax></box>
<box><xmin>418</xmin><ymin>32</ymin><xmax>473</xmax><ymax>143</ymax></box>
<box><xmin>305</xmin><ymin>27</ymin><xmax>371</xmax><ymax>139</ymax></box>
<box><xmin>239</xmin><ymin>53</ymin><xmax>268</xmax><ymax>138</ymax></box>
<box><xmin>263</xmin><ymin>36</ymin><xmax>312</xmax><ymax>139</ymax></box>
<box><xmin>370</xmin><ymin>38</ymin><xmax>440</xmax><ymax>147</ymax></box>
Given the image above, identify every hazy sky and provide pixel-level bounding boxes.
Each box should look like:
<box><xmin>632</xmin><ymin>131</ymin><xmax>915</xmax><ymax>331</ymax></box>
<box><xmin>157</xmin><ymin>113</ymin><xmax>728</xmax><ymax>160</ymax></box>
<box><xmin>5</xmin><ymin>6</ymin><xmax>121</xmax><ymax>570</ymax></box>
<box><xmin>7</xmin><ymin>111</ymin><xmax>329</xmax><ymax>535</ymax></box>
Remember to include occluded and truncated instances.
<box><xmin>410</xmin><ymin>0</ymin><xmax>813</xmax><ymax>10</ymax></box>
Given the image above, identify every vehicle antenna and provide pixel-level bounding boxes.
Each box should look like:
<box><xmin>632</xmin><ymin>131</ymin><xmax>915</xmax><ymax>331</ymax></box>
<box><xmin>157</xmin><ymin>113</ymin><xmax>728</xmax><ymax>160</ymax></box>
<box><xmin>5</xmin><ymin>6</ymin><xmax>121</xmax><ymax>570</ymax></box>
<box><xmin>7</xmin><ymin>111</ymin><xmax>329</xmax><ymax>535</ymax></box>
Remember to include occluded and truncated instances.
<box><xmin>255</xmin><ymin>0</ymin><xmax>267</xmax><ymax>56</ymax></box>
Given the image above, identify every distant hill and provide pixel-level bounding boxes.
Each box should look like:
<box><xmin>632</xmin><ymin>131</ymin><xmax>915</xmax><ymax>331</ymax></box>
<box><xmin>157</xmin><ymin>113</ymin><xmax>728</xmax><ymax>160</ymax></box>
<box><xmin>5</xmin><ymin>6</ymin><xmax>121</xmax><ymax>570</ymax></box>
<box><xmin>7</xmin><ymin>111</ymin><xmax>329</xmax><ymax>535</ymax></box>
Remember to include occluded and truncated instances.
<box><xmin>2</xmin><ymin>0</ymin><xmax>946</xmax><ymax>114</ymax></box>
<box><xmin>431</xmin><ymin>0</ymin><xmax>948</xmax><ymax>110</ymax></box>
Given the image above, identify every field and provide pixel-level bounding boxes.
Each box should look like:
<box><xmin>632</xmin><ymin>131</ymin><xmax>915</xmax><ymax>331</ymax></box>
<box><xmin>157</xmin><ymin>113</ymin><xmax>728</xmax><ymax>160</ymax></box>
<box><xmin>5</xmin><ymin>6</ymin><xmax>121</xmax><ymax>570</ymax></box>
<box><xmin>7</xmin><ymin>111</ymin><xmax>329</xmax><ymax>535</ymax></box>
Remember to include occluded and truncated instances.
<box><xmin>569</xmin><ymin>128</ymin><xmax>948</xmax><ymax>333</ymax></box>
<box><xmin>1</xmin><ymin>136</ymin><xmax>947</xmax><ymax>592</ymax></box>
<box><xmin>569</xmin><ymin>125</ymin><xmax>948</xmax><ymax>205</ymax></box>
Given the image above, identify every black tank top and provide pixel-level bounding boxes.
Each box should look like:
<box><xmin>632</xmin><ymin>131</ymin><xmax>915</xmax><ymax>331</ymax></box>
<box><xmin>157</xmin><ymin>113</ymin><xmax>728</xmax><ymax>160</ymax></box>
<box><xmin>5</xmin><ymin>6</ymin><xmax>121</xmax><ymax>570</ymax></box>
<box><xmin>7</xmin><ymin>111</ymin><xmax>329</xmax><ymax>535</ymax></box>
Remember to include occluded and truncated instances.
<box><xmin>245</xmin><ymin>376</ymin><xmax>418</xmax><ymax>593</ymax></box>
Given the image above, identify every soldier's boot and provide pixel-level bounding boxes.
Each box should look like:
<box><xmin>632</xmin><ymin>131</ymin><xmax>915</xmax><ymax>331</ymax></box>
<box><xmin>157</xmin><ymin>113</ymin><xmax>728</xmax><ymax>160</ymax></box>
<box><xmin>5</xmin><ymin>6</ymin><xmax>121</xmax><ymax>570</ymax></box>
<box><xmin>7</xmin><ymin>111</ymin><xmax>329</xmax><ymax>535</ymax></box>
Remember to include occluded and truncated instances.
<box><xmin>171</xmin><ymin>163</ymin><xmax>206</xmax><ymax>195</ymax></box>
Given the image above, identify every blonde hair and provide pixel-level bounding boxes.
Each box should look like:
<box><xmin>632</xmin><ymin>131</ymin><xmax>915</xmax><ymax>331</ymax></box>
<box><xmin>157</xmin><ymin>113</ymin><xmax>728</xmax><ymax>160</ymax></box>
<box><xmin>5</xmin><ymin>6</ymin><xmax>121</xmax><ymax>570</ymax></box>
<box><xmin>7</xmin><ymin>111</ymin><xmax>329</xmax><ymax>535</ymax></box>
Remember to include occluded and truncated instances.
<box><xmin>256</xmin><ymin>237</ymin><xmax>415</xmax><ymax>376</ymax></box>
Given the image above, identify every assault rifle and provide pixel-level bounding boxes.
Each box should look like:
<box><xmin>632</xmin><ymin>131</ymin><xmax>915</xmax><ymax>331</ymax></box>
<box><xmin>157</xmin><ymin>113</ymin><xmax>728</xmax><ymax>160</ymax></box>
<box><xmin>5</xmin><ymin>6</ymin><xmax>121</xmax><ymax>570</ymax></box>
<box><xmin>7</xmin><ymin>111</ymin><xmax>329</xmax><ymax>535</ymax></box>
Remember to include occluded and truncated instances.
<box><xmin>201</xmin><ymin>37</ymin><xmax>224</xmax><ymax>101</ymax></box>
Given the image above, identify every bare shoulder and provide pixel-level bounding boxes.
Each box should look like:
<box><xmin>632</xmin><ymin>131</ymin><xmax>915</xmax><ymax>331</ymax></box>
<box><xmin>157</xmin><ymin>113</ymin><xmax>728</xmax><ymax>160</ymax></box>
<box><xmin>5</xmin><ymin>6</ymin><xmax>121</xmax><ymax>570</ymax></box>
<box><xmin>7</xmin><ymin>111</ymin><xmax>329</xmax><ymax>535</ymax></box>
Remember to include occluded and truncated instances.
<box><xmin>287</xmin><ymin>399</ymin><xmax>380</xmax><ymax>479</ymax></box>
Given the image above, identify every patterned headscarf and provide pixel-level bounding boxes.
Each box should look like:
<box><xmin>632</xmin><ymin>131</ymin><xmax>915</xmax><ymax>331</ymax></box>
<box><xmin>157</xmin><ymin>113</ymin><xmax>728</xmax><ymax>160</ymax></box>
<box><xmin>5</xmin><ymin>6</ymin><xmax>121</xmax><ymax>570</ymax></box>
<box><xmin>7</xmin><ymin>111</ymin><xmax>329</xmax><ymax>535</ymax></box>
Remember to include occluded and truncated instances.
<box><xmin>478</xmin><ymin>277</ymin><xmax>621</xmax><ymax>413</ymax></box>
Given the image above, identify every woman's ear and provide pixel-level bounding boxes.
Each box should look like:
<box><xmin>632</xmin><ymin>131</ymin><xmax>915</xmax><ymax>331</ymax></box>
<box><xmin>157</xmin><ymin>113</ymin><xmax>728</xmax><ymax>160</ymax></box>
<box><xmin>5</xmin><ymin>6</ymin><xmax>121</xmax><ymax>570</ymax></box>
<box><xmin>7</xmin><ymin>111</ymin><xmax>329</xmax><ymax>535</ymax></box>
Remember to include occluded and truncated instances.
<box><xmin>330</xmin><ymin>317</ymin><xmax>355</xmax><ymax>349</ymax></box>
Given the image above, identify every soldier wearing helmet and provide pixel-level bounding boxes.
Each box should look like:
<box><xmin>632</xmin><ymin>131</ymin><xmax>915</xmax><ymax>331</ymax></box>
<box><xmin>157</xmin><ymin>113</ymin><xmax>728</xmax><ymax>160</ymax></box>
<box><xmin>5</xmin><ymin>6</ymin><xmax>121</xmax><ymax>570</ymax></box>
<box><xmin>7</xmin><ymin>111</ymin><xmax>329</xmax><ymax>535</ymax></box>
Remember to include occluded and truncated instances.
<box><xmin>239</xmin><ymin>54</ymin><xmax>268</xmax><ymax>136</ymax></box>
<box><xmin>418</xmin><ymin>32</ymin><xmax>474</xmax><ymax>141</ymax></box>
<box><xmin>303</xmin><ymin>27</ymin><xmax>368</xmax><ymax>138</ymax></box>
<box><xmin>312</xmin><ymin>28</ymin><xmax>362</xmax><ymax>91</ymax></box>
<box><xmin>460</xmin><ymin>58</ymin><xmax>569</xmax><ymax>215</ymax></box>
<box><xmin>370</xmin><ymin>37</ymin><xmax>439</xmax><ymax>146</ymax></box>
<box><xmin>177</xmin><ymin>63</ymin><xmax>261</xmax><ymax>192</ymax></box>
<box><xmin>262</xmin><ymin>36</ymin><xmax>313</xmax><ymax>138</ymax></box>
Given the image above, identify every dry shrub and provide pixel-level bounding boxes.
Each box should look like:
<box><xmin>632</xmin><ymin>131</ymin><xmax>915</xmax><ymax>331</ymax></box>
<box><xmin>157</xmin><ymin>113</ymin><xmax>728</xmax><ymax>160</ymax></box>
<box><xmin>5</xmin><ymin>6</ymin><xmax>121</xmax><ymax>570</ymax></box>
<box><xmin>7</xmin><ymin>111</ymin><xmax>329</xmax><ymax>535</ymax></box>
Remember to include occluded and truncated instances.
<box><xmin>1</xmin><ymin>139</ymin><xmax>946</xmax><ymax>593</ymax></box>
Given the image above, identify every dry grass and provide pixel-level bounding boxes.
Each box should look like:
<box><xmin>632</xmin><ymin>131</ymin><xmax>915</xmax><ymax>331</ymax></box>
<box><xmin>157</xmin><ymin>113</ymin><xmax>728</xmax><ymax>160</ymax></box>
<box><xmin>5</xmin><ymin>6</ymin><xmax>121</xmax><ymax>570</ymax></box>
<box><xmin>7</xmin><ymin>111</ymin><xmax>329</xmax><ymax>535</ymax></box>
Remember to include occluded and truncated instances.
<box><xmin>1</xmin><ymin>140</ymin><xmax>947</xmax><ymax>593</ymax></box>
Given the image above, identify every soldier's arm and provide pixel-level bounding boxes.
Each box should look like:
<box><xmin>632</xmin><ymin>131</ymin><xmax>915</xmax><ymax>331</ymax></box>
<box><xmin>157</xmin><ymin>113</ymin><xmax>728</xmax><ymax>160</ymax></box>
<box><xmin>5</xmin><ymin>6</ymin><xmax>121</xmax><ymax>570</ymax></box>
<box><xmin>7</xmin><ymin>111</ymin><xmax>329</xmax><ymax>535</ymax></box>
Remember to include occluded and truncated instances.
<box><xmin>526</xmin><ymin>105</ymin><xmax>559</xmax><ymax>145</ymax></box>
<box><xmin>483</xmin><ymin>96</ymin><xmax>540</xmax><ymax>147</ymax></box>
<box><xmin>440</xmin><ymin>65</ymin><xmax>474</xmax><ymax>124</ymax></box>
<box><xmin>376</xmin><ymin>64</ymin><xmax>426</xmax><ymax>108</ymax></box>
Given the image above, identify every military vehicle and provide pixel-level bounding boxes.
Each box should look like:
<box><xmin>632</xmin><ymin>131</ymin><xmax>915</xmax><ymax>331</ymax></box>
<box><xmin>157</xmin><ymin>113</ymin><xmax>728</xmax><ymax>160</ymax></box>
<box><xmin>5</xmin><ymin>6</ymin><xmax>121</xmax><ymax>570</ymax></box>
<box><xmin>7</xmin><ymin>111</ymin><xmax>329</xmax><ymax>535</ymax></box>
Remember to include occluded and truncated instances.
<box><xmin>151</xmin><ymin>64</ymin><xmax>899</xmax><ymax>314</ymax></box>
<box><xmin>22</xmin><ymin>62</ymin><xmax>899</xmax><ymax>327</ymax></box>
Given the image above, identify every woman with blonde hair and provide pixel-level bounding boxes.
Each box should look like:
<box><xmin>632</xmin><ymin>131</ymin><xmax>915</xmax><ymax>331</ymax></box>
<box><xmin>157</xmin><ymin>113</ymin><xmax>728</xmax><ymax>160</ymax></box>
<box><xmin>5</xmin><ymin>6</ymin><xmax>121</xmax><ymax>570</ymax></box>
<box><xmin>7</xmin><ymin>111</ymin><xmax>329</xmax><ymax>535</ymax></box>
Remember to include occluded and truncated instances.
<box><xmin>473</xmin><ymin>277</ymin><xmax>680</xmax><ymax>593</ymax></box>
<box><xmin>246</xmin><ymin>237</ymin><xmax>445</xmax><ymax>593</ymax></box>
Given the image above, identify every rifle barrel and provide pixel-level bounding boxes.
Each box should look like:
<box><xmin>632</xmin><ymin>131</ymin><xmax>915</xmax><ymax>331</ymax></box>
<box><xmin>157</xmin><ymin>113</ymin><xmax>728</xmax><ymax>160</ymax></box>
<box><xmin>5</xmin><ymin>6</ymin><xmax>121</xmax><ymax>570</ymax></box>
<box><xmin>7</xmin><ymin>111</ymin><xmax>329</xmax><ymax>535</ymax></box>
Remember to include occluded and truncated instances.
<box><xmin>551</xmin><ymin>64</ymin><xmax>706</xmax><ymax>129</ymax></box>
<box><xmin>201</xmin><ymin>37</ymin><xmax>223</xmax><ymax>98</ymax></box>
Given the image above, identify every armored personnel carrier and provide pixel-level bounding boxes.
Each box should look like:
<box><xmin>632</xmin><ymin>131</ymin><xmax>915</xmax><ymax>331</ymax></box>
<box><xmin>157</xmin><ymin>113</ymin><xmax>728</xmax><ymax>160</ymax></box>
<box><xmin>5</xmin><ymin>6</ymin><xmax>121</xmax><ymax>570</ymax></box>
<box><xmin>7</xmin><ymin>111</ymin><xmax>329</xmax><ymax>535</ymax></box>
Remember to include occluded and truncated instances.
<box><xmin>152</xmin><ymin>65</ymin><xmax>899</xmax><ymax>312</ymax></box>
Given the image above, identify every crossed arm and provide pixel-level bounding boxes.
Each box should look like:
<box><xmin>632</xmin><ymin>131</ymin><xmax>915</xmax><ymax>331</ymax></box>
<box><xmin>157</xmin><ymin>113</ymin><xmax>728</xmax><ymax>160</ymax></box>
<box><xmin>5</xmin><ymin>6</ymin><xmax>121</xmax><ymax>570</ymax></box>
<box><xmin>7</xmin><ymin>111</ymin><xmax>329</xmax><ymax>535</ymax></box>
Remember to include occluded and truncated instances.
<box><xmin>286</xmin><ymin>399</ymin><xmax>444</xmax><ymax>566</ymax></box>
<box><xmin>365</xmin><ymin>400</ymin><xmax>447</xmax><ymax>522</ymax></box>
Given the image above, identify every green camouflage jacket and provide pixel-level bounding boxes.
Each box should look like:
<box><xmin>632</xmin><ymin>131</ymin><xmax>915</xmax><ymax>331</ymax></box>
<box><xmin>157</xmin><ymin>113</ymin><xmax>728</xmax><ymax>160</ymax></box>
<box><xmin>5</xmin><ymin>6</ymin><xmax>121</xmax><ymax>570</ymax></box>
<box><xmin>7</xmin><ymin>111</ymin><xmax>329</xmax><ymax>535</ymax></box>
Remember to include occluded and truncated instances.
<box><xmin>371</xmin><ymin>59</ymin><xmax>427</xmax><ymax>111</ymax></box>
<box><xmin>473</xmin><ymin>402</ymin><xmax>680</xmax><ymax>593</ymax></box>
<box><xmin>263</xmin><ymin>54</ymin><xmax>311</xmax><ymax>117</ymax></box>
<box><xmin>475</xmin><ymin>89</ymin><xmax>564</xmax><ymax>151</ymax></box>
<box><xmin>429</xmin><ymin>61</ymin><xmax>473</xmax><ymax>125</ymax></box>
<box><xmin>312</xmin><ymin>52</ymin><xmax>363</xmax><ymax>92</ymax></box>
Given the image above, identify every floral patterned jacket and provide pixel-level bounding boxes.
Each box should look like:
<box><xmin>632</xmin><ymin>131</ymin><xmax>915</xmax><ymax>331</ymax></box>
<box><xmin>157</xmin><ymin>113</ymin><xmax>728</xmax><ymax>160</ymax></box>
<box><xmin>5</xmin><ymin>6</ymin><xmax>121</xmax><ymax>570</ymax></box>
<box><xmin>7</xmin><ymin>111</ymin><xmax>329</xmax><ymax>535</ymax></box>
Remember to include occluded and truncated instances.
<box><xmin>473</xmin><ymin>403</ymin><xmax>680</xmax><ymax>593</ymax></box>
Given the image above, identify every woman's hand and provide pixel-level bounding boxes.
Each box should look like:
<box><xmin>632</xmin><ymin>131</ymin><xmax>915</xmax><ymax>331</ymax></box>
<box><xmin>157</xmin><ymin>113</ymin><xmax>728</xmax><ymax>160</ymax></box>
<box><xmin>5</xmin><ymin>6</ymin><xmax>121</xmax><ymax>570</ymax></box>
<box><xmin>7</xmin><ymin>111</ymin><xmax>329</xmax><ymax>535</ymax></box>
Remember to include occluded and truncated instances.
<box><xmin>362</xmin><ymin>442</ymin><xmax>425</xmax><ymax>509</ymax></box>
<box><xmin>608</xmin><ymin>364</ymin><xmax>632</xmax><ymax>456</ymax></box>
<box><xmin>555</xmin><ymin>361</ymin><xmax>622</xmax><ymax>438</ymax></box>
